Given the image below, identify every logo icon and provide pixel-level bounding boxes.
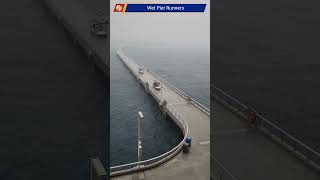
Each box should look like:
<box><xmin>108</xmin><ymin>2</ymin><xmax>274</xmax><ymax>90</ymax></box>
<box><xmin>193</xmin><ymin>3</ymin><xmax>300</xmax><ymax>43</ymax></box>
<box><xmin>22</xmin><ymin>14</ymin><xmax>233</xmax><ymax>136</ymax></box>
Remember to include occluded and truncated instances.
<box><xmin>114</xmin><ymin>4</ymin><xmax>125</xmax><ymax>12</ymax></box>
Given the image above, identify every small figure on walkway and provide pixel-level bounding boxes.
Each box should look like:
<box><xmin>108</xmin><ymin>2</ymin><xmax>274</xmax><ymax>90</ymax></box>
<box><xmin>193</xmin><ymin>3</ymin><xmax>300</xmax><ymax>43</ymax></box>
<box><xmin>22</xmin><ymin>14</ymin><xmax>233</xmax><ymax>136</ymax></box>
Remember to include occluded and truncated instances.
<box><xmin>248</xmin><ymin>111</ymin><xmax>257</xmax><ymax>125</ymax></box>
<box><xmin>187</xmin><ymin>96</ymin><xmax>192</xmax><ymax>103</ymax></box>
<box><xmin>186</xmin><ymin>136</ymin><xmax>192</xmax><ymax>147</ymax></box>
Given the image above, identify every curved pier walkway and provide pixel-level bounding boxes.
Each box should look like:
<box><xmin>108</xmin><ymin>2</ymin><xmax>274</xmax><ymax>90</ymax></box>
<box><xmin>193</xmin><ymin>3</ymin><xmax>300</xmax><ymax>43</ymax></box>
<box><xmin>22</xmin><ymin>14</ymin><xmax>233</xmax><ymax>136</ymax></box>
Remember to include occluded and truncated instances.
<box><xmin>113</xmin><ymin>49</ymin><xmax>210</xmax><ymax>180</ymax></box>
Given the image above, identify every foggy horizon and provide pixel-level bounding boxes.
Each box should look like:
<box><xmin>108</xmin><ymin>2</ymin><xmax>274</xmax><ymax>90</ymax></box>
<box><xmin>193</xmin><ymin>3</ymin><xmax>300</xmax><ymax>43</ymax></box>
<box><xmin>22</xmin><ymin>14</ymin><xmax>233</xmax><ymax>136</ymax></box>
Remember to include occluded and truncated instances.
<box><xmin>111</xmin><ymin>0</ymin><xmax>210</xmax><ymax>49</ymax></box>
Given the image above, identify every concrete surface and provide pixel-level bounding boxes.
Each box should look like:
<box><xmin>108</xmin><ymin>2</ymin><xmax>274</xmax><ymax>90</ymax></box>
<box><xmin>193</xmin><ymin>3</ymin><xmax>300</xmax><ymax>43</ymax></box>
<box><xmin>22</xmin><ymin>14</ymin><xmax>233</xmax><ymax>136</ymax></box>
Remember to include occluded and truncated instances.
<box><xmin>212</xmin><ymin>99</ymin><xmax>320</xmax><ymax>180</ymax></box>
<box><xmin>44</xmin><ymin>0</ymin><xmax>109</xmax><ymax>73</ymax></box>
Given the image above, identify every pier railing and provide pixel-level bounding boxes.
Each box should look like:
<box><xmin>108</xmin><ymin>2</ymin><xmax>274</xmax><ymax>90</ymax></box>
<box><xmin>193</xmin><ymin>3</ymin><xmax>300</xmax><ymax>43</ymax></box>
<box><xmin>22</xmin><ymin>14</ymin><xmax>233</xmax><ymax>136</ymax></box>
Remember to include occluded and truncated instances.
<box><xmin>212</xmin><ymin>156</ymin><xmax>238</xmax><ymax>180</ymax></box>
<box><xmin>117</xmin><ymin>48</ymin><xmax>210</xmax><ymax>116</ymax></box>
<box><xmin>44</xmin><ymin>0</ymin><xmax>108</xmax><ymax>73</ymax></box>
<box><xmin>110</xmin><ymin>104</ymin><xmax>189</xmax><ymax>176</ymax></box>
<box><xmin>212</xmin><ymin>85</ymin><xmax>320</xmax><ymax>170</ymax></box>
<box><xmin>148</xmin><ymin>69</ymin><xmax>210</xmax><ymax>116</ymax></box>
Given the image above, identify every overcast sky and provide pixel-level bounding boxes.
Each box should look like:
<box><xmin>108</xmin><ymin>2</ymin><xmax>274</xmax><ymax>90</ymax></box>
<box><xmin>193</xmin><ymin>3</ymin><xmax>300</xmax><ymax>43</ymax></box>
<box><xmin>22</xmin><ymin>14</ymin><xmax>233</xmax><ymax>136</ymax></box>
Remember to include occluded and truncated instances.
<box><xmin>111</xmin><ymin>0</ymin><xmax>210</xmax><ymax>48</ymax></box>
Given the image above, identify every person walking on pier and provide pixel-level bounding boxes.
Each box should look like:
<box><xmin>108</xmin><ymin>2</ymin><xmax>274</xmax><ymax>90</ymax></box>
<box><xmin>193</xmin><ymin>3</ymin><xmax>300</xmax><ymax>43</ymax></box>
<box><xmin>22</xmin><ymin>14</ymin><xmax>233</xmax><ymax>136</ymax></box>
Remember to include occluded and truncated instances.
<box><xmin>248</xmin><ymin>111</ymin><xmax>257</xmax><ymax>126</ymax></box>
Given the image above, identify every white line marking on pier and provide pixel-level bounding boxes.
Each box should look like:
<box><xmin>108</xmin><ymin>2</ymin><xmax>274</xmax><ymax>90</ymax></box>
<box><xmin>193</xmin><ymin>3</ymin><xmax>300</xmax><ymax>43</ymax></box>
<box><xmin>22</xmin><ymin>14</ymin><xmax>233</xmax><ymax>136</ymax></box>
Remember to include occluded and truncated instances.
<box><xmin>199</xmin><ymin>140</ymin><xmax>210</xmax><ymax>145</ymax></box>
<box><xmin>212</xmin><ymin>128</ymin><xmax>252</xmax><ymax>136</ymax></box>
<box><xmin>168</xmin><ymin>102</ymin><xmax>188</xmax><ymax>106</ymax></box>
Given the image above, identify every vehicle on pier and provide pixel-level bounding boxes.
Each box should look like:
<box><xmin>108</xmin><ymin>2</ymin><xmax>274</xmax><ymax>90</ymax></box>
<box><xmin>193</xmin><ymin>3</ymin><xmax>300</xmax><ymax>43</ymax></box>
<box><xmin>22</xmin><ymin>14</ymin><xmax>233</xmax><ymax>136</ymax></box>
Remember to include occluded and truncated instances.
<box><xmin>138</xmin><ymin>66</ymin><xmax>144</xmax><ymax>74</ymax></box>
<box><xmin>90</xmin><ymin>17</ymin><xmax>108</xmax><ymax>37</ymax></box>
<box><xmin>153</xmin><ymin>80</ymin><xmax>161</xmax><ymax>90</ymax></box>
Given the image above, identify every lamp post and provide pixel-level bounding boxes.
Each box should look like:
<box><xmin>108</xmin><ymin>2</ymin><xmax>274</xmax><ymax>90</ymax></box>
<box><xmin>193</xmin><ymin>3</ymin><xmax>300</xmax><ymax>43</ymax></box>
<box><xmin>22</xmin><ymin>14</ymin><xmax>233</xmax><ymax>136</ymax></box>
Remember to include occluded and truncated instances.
<box><xmin>159</xmin><ymin>74</ymin><xmax>164</xmax><ymax>102</ymax></box>
<box><xmin>138</xmin><ymin>111</ymin><xmax>144</xmax><ymax>167</ymax></box>
<box><xmin>160</xmin><ymin>82</ymin><xmax>163</xmax><ymax>102</ymax></box>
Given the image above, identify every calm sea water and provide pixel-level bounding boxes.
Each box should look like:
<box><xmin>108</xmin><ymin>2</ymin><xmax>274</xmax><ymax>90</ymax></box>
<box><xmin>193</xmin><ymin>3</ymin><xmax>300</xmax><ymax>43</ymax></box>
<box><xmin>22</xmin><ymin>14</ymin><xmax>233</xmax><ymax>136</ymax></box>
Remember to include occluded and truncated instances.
<box><xmin>110</xmin><ymin>45</ymin><xmax>210</xmax><ymax>166</ymax></box>
<box><xmin>214</xmin><ymin>0</ymin><xmax>320</xmax><ymax>151</ymax></box>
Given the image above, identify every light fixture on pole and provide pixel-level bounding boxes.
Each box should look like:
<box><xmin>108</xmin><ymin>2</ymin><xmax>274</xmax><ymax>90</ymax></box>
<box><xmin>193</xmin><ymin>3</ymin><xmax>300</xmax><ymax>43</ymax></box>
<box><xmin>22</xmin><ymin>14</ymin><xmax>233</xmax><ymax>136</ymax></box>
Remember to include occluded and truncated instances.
<box><xmin>138</xmin><ymin>111</ymin><xmax>144</xmax><ymax>167</ymax></box>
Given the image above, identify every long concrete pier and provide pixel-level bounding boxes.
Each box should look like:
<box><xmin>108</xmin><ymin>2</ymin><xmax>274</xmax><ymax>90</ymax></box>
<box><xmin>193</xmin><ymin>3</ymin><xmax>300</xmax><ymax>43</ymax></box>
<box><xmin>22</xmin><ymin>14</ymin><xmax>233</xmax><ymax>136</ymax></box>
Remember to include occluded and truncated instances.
<box><xmin>43</xmin><ymin>0</ymin><xmax>109</xmax><ymax>74</ymax></box>
<box><xmin>112</xmin><ymin>49</ymin><xmax>210</xmax><ymax>180</ymax></box>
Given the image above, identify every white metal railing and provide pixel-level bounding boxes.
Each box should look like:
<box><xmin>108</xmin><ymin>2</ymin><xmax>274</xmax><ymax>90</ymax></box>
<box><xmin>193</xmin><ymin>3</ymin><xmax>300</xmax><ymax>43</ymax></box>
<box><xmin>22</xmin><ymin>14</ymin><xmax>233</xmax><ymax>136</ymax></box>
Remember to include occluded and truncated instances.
<box><xmin>117</xmin><ymin>48</ymin><xmax>210</xmax><ymax>116</ymax></box>
<box><xmin>212</xmin><ymin>156</ymin><xmax>238</xmax><ymax>180</ymax></box>
<box><xmin>212</xmin><ymin>84</ymin><xmax>320</xmax><ymax>168</ymax></box>
<box><xmin>148</xmin><ymin>69</ymin><xmax>210</xmax><ymax>116</ymax></box>
<box><xmin>110</xmin><ymin>104</ymin><xmax>188</xmax><ymax>176</ymax></box>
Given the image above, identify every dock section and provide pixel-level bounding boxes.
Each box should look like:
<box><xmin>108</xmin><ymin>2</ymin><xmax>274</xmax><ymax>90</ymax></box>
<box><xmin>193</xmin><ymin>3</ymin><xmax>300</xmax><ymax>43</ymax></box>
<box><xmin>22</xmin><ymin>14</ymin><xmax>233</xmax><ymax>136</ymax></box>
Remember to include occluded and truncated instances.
<box><xmin>43</xmin><ymin>0</ymin><xmax>109</xmax><ymax>74</ymax></box>
<box><xmin>212</xmin><ymin>86</ymin><xmax>320</xmax><ymax>179</ymax></box>
<box><xmin>111</xmin><ymin>49</ymin><xmax>210</xmax><ymax>180</ymax></box>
